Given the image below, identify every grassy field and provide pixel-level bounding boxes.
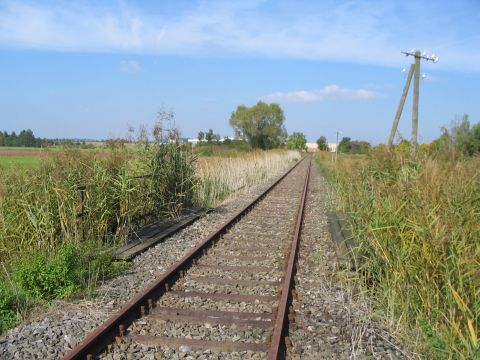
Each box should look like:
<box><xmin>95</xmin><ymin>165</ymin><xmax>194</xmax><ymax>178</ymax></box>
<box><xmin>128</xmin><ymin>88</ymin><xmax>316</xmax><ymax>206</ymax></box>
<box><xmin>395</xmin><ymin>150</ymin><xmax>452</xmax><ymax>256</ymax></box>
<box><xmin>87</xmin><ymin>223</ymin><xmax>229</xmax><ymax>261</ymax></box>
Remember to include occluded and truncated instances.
<box><xmin>315</xmin><ymin>150</ymin><xmax>479</xmax><ymax>359</ymax></box>
<box><xmin>0</xmin><ymin>145</ymin><xmax>132</xmax><ymax>170</ymax></box>
<box><xmin>0</xmin><ymin>155</ymin><xmax>42</xmax><ymax>170</ymax></box>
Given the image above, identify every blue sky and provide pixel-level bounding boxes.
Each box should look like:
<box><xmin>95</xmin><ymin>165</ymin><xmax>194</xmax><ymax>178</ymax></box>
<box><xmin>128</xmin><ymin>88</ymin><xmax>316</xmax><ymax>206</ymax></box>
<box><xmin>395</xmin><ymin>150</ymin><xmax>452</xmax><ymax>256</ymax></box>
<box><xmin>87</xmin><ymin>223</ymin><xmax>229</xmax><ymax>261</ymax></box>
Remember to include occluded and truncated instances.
<box><xmin>1</xmin><ymin>0</ymin><xmax>479</xmax><ymax>144</ymax></box>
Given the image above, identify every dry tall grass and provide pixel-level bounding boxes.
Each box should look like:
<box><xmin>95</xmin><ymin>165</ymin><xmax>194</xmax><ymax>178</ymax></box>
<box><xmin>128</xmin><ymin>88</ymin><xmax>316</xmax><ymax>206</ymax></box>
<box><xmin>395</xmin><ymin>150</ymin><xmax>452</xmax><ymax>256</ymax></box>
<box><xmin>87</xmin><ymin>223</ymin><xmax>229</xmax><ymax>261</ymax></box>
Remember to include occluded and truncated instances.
<box><xmin>195</xmin><ymin>150</ymin><xmax>300</xmax><ymax>206</ymax></box>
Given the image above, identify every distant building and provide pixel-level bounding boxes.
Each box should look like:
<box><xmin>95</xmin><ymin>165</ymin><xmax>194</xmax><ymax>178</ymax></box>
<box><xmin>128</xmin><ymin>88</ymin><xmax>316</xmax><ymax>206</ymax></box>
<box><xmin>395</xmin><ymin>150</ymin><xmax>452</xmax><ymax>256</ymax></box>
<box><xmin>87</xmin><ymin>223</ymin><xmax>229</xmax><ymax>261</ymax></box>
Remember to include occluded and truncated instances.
<box><xmin>306</xmin><ymin>143</ymin><xmax>318</xmax><ymax>152</ymax></box>
<box><xmin>187</xmin><ymin>136</ymin><xmax>235</xmax><ymax>145</ymax></box>
<box><xmin>306</xmin><ymin>142</ymin><xmax>337</xmax><ymax>152</ymax></box>
<box><xmin>328</xmin><ymin>143</ymin><xmax>337</xmax><ymax>152</ymax></box>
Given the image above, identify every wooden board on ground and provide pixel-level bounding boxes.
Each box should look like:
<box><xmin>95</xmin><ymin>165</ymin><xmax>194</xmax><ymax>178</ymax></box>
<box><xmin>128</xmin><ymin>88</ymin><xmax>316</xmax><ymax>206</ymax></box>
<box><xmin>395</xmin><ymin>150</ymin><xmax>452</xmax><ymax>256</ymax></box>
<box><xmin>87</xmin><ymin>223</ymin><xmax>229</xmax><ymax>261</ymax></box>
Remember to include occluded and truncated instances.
<box><xmin>327</xmin><ymin>211</ymin><xmax>356</xmax><ymax>270</ymax></box>
<box><xmin>114</xmin><ymin>208</ymin><xmax>211</xmax><ymax>261</ymax></box>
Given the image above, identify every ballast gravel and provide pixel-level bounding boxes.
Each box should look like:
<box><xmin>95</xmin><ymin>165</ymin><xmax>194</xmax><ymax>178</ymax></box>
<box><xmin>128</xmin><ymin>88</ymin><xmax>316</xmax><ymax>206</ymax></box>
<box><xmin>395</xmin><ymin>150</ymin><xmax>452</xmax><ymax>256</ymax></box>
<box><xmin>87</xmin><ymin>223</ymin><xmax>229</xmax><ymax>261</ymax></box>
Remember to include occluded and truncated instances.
<box><xmin>0</xmin><ymin>166</ymin><xmax>292</xmax><ymax>360</ymax></box>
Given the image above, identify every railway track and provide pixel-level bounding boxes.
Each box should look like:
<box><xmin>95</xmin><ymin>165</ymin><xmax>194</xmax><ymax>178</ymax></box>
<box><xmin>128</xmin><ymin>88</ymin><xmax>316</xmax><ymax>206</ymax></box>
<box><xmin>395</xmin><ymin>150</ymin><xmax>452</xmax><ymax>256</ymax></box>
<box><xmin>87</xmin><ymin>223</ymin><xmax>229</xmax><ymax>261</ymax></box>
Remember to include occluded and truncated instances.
<box><xmin>63</xmin><ymin>156</ymin><xmax>311</xmax><ymax>360</ymax></box>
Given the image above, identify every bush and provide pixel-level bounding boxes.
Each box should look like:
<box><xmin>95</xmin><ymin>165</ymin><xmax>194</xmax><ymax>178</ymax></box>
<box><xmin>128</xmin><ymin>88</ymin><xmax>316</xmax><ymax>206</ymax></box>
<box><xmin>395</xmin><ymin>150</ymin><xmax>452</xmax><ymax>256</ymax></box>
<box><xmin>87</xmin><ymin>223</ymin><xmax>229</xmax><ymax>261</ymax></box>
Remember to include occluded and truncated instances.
<box><xmin>11</xmin><ymin>241</ymin><xmax>122</xmax><ymax>302</ymax></box>
<box><xmin>13</xmin><ymin>243</ymin><xmax>79</xmax><ymax>300</ymax></box>
<box><xmin>0</xmin><ymin>282</ymin><xmax>18</xmax><ymax>332</ymax></box>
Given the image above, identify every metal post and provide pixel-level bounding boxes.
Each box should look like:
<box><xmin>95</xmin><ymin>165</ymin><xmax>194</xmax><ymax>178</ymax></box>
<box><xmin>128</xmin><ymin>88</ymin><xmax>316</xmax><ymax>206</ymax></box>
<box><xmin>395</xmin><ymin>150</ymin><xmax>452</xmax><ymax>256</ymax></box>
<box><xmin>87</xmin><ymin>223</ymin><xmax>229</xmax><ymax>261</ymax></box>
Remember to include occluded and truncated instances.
<box><xmin>411</xmin><ymin>51</ymin><xmax>421</xmax><ymax>152</ymax></box>
<box><xmin>77</xmin><ymin>186</ymin><xmax>86</xmax><ymax>241</ymax></box>
<box><xmin>387</xmin><ymin>64</ymin><xmax>414</xmax><ymax>149</ymax></box>
<box><xmin>335</xmin><ymin>131</ymin><xmax>340</xmax><ymax>164</ymax></box>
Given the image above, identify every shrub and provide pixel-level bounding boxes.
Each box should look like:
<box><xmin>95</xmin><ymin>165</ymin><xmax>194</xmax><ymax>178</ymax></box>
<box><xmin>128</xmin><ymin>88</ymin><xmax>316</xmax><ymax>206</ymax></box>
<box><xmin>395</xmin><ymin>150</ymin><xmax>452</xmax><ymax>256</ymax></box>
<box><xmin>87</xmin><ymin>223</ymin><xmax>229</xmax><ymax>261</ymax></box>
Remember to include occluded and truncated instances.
<box><xmin>13</xmin><ymin>243</ymin><xmax>79</xmax><ymax>300</ymax></box>
<box><xmin>0</xmin><ymin>282</ymin><xmax>17</xmax><ymax>332</ymax></box>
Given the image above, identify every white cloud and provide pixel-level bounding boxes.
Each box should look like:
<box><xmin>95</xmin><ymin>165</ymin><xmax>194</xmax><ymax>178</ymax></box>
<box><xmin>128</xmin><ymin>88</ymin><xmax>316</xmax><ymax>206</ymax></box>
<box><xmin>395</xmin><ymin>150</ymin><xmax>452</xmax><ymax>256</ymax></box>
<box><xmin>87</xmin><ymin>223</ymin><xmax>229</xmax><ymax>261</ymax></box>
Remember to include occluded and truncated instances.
<box><xmin>0</xmin><ymin>1</ymin><xmax>479</xmax><ymax>70</ymax></box>
<box><xmin>263</xmin><ymin>85</ymin><xmax>379</xmax><ymax>103</ymax></box>
<box><xmin>120</xmin><ymin>60</ymin><xmax>140</xmax><ymax>73</ymax></box>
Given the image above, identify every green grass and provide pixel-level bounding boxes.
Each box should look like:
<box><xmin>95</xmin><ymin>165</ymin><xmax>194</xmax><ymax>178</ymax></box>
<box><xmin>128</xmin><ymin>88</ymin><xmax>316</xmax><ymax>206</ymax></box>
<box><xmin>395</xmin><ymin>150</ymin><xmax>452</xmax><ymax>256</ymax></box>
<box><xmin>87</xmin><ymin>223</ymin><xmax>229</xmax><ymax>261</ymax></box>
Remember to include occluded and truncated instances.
<box><xmin>0</xmin><ymin>156</ymin><xmax>42</xmax><ymax>170</ymax></box>
<box><xmin>315</xmin><ymin>150</ymin><xmax>480</xmax><ymax>359</ymax></box>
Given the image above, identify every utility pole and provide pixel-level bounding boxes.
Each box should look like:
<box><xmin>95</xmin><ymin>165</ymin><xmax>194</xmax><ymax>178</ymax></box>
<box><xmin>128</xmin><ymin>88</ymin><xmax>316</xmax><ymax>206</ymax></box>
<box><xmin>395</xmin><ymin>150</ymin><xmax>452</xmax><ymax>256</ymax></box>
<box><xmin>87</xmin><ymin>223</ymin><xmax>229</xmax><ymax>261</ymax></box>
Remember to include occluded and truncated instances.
<box><xmin>411</xmin><ymin>51</ymin><xmax>421</xmax><ymax>150</ymax></box>
<box><xmin>387</xmin><ymin>64</ymin><xmax>414</xmax><ymax>148</ymax></box>
<box><xmin>387</xmin><ymin>49</ymin><xmax>438</xmax><ymax>152</ymax></box>
<box><xmin>335</xmin><ymin>130</ymin><xmax>340</xmax><ymax>164</ymax></box>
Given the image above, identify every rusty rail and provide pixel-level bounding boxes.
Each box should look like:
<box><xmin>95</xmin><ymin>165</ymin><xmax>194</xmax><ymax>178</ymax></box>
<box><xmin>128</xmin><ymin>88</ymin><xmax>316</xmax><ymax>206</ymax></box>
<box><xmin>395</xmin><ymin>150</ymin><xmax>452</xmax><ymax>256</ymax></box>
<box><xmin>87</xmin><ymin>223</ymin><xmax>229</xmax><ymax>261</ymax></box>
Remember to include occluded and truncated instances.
<box><xmin>62</xmin><ymin>157</ymin><xmax>307</xmax><ymax>360</ymax></box>
<box><xmin>268</xmin><ymin>157</ymin><xmax>311</xmax><ymax>359</ymax></box>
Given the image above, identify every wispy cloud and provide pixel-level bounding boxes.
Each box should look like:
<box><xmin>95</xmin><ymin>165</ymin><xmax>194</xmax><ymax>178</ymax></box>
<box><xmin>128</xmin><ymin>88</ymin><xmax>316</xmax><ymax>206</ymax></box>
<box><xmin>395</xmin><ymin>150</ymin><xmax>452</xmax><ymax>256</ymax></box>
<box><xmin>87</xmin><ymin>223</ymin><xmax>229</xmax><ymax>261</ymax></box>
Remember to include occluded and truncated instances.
<box><xmin>0</xmin><ymin>1</ymin><xmax>479</xmax><ymax>70</ymax></box>
<box><xmin>120</xmin><ymin>60</ymin><xmax>140</xmax><ymax>73</ymax></box>
<box><xmin>263</xmin><ymin>85</ymin><xmax>379</xmax><ymax>103</ymax></box>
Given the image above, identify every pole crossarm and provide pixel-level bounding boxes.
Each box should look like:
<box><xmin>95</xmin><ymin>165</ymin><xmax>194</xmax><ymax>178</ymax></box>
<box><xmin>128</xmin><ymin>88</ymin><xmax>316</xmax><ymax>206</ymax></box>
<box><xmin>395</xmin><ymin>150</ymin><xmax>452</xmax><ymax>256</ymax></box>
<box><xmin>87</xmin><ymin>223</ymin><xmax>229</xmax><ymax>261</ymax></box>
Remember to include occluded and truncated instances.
<box><xmin>401</xmin><ymin>50</ymin><xmax>438</xmax><ymax>63</ymax></box>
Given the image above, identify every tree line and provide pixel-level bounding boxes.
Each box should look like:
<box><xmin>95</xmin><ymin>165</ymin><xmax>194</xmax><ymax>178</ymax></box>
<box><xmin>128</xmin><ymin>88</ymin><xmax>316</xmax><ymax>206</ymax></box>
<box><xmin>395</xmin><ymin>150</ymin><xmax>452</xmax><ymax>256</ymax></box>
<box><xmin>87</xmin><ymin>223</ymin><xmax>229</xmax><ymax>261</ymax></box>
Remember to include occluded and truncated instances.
<box><xmin>200</xmin><ymin>101</ymin><xmax>375</xmax><ymax>153</ymax></box>
<box><xmin>0</xmin><ymin>129</ymin><xmax>96</xmax><ymax>148</ymax></box>
<box><xmin>0</xmin><ymin>129</ymin><xmax>43</xmax><ymax>147</ymax></box>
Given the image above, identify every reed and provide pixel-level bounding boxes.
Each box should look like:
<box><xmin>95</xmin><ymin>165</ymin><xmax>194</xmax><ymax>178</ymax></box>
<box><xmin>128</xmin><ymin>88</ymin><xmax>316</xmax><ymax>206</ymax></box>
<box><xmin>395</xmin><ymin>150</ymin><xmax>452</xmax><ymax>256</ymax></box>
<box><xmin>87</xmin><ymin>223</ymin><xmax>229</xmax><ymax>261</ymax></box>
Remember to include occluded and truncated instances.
<box><xmin>195</xmin><ymin>150</ymin><xmax>300</xmax><ymax>206</ymax></box>
<box><xmin>316</xmin><ymin>150</ymin><xmax>480</xmax><ymax>359</ymax></box>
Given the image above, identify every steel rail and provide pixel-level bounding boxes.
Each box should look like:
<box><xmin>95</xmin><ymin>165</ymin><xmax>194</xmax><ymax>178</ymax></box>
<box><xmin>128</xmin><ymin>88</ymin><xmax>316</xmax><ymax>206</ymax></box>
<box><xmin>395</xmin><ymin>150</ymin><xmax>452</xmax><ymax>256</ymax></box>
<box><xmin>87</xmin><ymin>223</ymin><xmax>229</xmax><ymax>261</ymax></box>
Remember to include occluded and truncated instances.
<box><xmin>268</xmin><ymin>157</ymin><xmax>311</xmax><ymax>359</ymax></box>
<box><xmin>62</xmin><ymin>156</ymin><xmax>307</xmax><ymax>360</ymax></box>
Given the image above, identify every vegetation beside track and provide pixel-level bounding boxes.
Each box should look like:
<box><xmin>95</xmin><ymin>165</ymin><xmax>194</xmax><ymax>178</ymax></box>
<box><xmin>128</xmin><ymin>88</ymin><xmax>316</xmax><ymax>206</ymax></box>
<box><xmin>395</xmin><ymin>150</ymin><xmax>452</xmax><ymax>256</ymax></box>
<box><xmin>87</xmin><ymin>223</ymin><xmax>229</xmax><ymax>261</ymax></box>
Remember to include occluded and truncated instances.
<box><xmin>315</xmin><ymin>149</ymin><xmax>479</xmax><ymax>359</ymax></box>
<box><xmin>0</xmin><ymin>140</ymin><xmax>298</xmax><ymax>333</ymax></box>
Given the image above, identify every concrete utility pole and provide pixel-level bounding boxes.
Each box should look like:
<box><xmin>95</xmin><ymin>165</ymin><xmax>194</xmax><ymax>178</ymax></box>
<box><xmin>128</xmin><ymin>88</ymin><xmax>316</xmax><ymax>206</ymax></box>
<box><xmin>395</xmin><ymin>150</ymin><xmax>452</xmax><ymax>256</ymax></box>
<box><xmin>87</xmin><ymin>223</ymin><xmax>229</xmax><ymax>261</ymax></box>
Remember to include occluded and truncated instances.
<box><xmin>388</xmin><ymin>49</ymin><xmax>438</xmax><ymax>152</ymax></box>
<box><xmin>387</xmin><ymin>64</ymin><xmax>414</xmax><ymax>148</ymax></box>
<box><xmin>335</xmin><ymin>130</ymin><xmax>341</xmax><ymax>164</ymax></box>
<box><xmin>411</xmin><ymin>51</ymin><xmax>421</xmax><ymax>150</ymax></box>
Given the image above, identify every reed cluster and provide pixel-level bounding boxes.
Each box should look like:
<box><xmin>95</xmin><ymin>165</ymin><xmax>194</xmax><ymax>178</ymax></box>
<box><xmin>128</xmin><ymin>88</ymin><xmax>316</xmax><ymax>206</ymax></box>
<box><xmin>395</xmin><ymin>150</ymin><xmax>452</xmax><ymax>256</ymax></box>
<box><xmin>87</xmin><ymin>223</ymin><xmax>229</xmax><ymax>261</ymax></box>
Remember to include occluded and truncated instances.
<box><xmin>316</xmin><ymin>150</ymin><xmax>479</xmax><ymax>359</ymax></box>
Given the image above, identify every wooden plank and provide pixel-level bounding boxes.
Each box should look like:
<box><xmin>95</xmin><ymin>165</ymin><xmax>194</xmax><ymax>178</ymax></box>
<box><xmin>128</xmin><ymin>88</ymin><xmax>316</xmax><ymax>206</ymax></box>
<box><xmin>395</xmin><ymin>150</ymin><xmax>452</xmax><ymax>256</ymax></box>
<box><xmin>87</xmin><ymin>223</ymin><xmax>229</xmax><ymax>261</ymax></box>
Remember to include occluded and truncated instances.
<box><xmin>195</xmin><ymin>264</ymin><xmax>280</xmax><ymax>273</ymax></box>
<box><xmin>170</xmin><ymin>290</ymin><xmax>278</xmax><ymax>303</ymax></box>
<box><xmin>188</xmin><ymin>275</ymin><xmax>281</xmax><ymax>287</ymax></box>
<box><xmin>207</xmin><ymin>254</ymin><xmax>278</xmax><ymax>262</ymax></box>
<box><xmin>149</xmin><ymin>312</ymin><xmax>271</xmax><ymax>328</ymax></box>
<box><xmin>215</xmin><ymin>243</ymin><xmax>286</xmax><ymax>252</ymax></box>
<box><xmin>114</xmin><ymin>213</ymin><xmax>201</xmax><ymax>261</ymax></box>
<box><xmin>133</xmin><ymin>335</ymin><xmax>268</xmax><ymax>352</ymax></box>
<box><xmin>151</xmin><ymin>307</ymin><xmax>272</xmax><ymax>320</ymax></box>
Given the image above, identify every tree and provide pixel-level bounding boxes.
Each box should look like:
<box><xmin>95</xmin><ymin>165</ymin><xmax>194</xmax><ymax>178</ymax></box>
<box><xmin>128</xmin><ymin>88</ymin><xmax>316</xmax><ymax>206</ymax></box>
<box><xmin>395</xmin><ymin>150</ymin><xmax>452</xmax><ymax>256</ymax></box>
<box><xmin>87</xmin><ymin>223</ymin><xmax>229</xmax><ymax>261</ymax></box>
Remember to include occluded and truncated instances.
<box><xmin>337</xmin><ymin>137</ymin><xmax>352</xmax><ymax>153</ymax></box>
<box><xmin>316</xmin><ymin>136</ymin><xmax>328</xmax><ymax>151</ymax></box>
<box><xmin>205</xmin><ymin>129</ymin><xmax>215</xmax><ymax>142</ymax></box>
<box><xmin>286</xmin><ymin>132</ymin><xmax>307</xmax><ymax>151</ymax></box>
<box><xmin>430</xmin><ymin>114</ymin><xmax>480</xmax><ymax>157</ymax></box>
<box><xmin>229</xmin><ymin>101</ymin><xmax>287</xmax><ymax>149</ymax></box>
<box><xmin>197</xmin><ymin>131</ymin><xmax>205</xmax><ymax>141</ymax></box>
<box><xmin>350</xmin><ymin>140</ymin><xmax>371</xmax><ymax>154</ymax></box>
<box><xmin>18</xmin><ymin>129</ymin><xmax>36</xmax><ymax>147</ymax></box>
